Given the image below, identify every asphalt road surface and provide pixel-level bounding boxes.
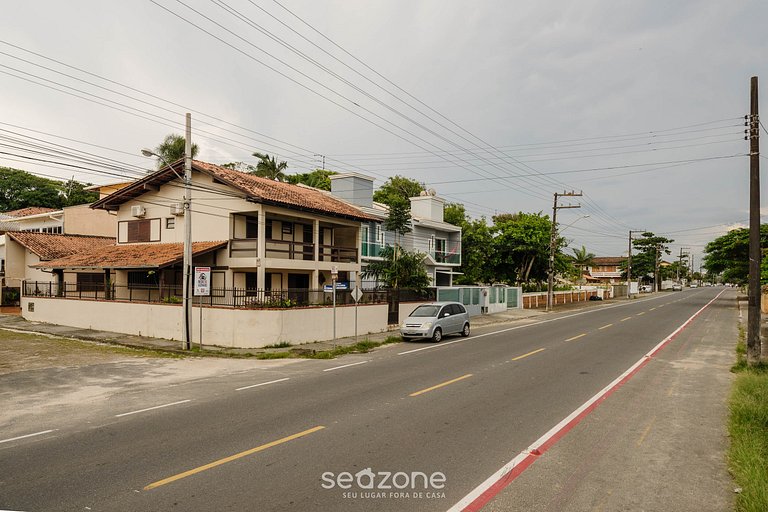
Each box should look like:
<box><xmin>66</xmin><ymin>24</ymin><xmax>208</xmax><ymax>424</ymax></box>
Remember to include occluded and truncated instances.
<box><xmin>0</xmin><ymin>287</ymin><xmax>732</xmax><ymax>511</ymax></box>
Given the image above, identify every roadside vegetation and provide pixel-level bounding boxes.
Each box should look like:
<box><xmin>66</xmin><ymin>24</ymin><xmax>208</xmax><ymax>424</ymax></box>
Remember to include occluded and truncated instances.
<box><xmin>190</xmin><ymin>336</ymin><xmax>403</xmax><ymax>360</ymax></box>
<box><xmin>729</xmin><ymin>324</ymin><xmax>768</xmax><ymax>512</ymax></box>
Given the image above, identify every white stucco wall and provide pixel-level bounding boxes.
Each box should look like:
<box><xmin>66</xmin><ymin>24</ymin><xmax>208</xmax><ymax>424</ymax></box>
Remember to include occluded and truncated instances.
<box><xmin>21</xmin><ymin>297</ymin><xmax>389</xmax><ymax>348</ymax></box>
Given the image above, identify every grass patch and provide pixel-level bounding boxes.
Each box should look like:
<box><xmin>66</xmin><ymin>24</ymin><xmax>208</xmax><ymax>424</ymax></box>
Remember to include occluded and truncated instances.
<box><xmin>262</xmin><ymin>341</ymin><xmax>293</xmax><ymax>349</ymax></box>
<box><xmin>729</xmin><ymin>323</ymin><xmax>768</xmax><ymax>511</ymax></box>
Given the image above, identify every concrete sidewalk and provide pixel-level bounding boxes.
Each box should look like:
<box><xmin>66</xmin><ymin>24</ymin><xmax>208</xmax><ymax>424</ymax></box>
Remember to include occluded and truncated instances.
<box><xmin>482</xmin><ymin>291</ymin><xmax>738</xmax><ymax>512</ymax></box>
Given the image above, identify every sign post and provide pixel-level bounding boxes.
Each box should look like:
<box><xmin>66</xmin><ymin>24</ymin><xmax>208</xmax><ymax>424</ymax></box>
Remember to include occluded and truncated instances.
<box><xmin>351</xmin><ymin>286</ymin><xmax>363</xmax><ymax>342</ymax></box>
<box><xmin>193</xmin><ymin>267</ymin><xmax>211</xmax><ymax>350</ymax></box>
<box><xmin>330</xmin><ymin>266</ymin><xmax>338</xmax><ymax>347</ymax></box>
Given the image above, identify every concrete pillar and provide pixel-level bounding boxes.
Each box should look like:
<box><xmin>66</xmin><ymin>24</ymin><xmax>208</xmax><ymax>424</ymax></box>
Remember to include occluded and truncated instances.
<box><xmin>257</xmin><ymin>207</ymin><xmax>266</xmax><ymax>289</ymax></box>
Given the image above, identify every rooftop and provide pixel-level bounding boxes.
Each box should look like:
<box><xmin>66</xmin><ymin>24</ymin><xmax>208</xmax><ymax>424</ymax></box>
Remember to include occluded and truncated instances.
<box><xmin>7</xmin><ymin>232</ymin><xmax>115</xmax><ymax>261</ymax></box>
<box><xmin>34</xmin><ymin>240</ymin><xmax>227</xmax><ymax>270</ymax></box>
<box><xmin>1</xmin><ymin>207</ymin><xmax>61</xmax><ymax>218</ymax></box>
<box><xmin>92</xmin><ymin>160</ymin><xmax>377</xmax><ymax>222</ymax></box>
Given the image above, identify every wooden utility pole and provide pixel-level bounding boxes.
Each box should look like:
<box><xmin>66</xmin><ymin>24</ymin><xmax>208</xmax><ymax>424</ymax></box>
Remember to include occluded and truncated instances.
<box><xmin>748</xmin><ymin>76</ymin><xmax>762</xmax><ymax>364</ymax></box>
<box><xmin>547</xmin><ymin>191</ymin><xmax>582</xmax><ymax>311</ymax></box>
<box><xmin>627</xmin><ymin>230</ymin><xmax>644</xmax><ymax>298</ymax></box>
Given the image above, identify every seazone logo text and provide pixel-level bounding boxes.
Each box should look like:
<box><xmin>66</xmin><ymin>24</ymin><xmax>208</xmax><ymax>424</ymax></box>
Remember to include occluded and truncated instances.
<box><xmin>321</xmin><ymin>468</ymin><xmax>447</xmax><ymax>500</ymax></box>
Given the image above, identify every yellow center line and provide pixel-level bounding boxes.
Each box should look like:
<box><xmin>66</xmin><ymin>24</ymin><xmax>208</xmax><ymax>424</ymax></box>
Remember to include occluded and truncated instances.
<box><xmin>409</xmin><ymin>374</ymin><xmax>473</xmax><ymax>397</ymax></box>
<box><xmin>598</xmin><ymin>323</ymin><xmax>613</xmax><ymax>330</ymax></box>
<box><xmin>649</xmin><ymin>307</ymin><xmax>657</xmax><ymax>311</ymax></box>
<box><xmin>636</xmin><ymin>312</ymin><xmax>646</xmax><ymax>316</ymax></box>
<box><xmin>636</xmin><ymin>417</ymin><xmax>656</xmax><ymax>447</ymax></box>
<box><xmin>511</xmin><ymin>348</ymin><xmax>545</xmax><ymax>361</ymax></box>
<box><xmin>143</xmin><ymin>426</ymin><xmax>325</xmax><ymax>490</ymax></box>
<box><xmin>566</xmin><ymin>333</ymin><xmax>587</xmax><ymax>342</ymax></box>
<box><xmin>620</xmin><ymin>317</ymin><xmax>632</xmax><ymax>322</ymax></box>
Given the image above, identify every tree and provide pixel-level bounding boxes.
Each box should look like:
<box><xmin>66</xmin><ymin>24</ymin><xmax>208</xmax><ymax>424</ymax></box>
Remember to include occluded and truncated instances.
<box><xmin>372</xmin><ymin>175</ymin><xmax>424</xmax><ymax>206</ymax></box>
<box><xmin>286</xmin><ymin>169</ymin><xmax>337</xmax><ymax>190</ymax></box>
<box><xmin>491</xmin><ymin>212</ymin><xmax>565</xmax><ymax>286</ymax></box>
<box><xmin>571</xmin><ymin>246</ymin><xmax>596</xmax><ymax>287</ymax></box>
<box><xmin>455</xmin><ymin>217</ymin><xmax>494</xmax><ymax>285</ymax></box>
<box><xmin>360</xmin><ymin>246</ymin><xmax>430</xmax><ymax>290</ymax></box>
<box><xmin>443</xmin><ymin>202</ymin><xmax>466</xmax><ymax>226</ymax></box>
<box><xmin>704</xmin><ymin>225</ymin><xmax>768</xmax><ymax>285</ymax></box>
<box><xmin>153</xmin><ymin>134</ymin><xmax>198</xmax><ymax>168</ymax></box>
<box><xmin>384</xmin><ymin>199</ymin><xmax>412</xmax><ymax>244</ymax></box>
<box><xmin>632</xmin><ymin>232</ymin><xmax>674</xmax><ymax>290</ymax></box>
<box><xmin>0</xmin><ymin>167</ymin><xmax>64</xmax><ymax>211</ymax></box>
<box><xmin>251</xmin><ymin>152</ymin><xmax>288</xmax><ymax>181</ymax></box>
<box><xmin>61</xmin><ymin>179</ymin><xmax>99</xmax><ymax>207</ymax></box>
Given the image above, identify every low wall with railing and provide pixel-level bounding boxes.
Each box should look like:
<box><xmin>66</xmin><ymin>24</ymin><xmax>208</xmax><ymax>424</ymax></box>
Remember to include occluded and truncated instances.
<box><xmin>21</xmin><ymin>296</ymin><xmax>389</xmax><ymax>348</ymax></box>
<box><xmin>522</xmin><ymin>288</ymin><xmax>610</xmax><ymax>309</ymax></box>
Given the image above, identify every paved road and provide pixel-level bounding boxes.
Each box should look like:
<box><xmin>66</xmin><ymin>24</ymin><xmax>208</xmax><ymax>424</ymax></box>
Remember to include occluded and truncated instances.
<box><xmin>0</xmin><ymin>288</ymin><xmax>733</xmax><ymax>511</ymax></box>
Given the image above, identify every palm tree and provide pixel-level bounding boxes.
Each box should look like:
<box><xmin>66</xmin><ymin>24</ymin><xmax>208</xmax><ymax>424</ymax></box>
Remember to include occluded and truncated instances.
<box><xmin>571</xmin><ymin>245</ymin><xmax>596</xmax><ymax>288</ymax></box>
<box><xmin>154</xmin><ymin>134</ymin><xmax>198</xmax><ymax>168</ymax></box>
<box><xmin>251</xmin><ymin>152</ymin><xmax>288</xmax><ymax>181</ymax></box>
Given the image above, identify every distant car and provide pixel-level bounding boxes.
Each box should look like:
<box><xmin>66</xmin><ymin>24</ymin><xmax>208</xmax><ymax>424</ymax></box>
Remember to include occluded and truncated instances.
<box><xmin>690</xmin><ymin>283</ymin><xmax>699</xmax><ymax>288</ymax></box>
<box><xmin>672</xmin><ymin>283</ymin><xmax>683</xmax><ymax>291</ymax></box>
<box><xmin>400</xmin><ymin>302</ymin><xmax>471</xmax><ymax>342</ymax></box>
<box><xmin>639</xmin><ymin>285</ymin><xmax>653</xmax><ymax>293</ymax></box>
<box><xmin>589</xmin><ymin>294</ymin><xmax>603</xmax><ymax>301</ymax></box>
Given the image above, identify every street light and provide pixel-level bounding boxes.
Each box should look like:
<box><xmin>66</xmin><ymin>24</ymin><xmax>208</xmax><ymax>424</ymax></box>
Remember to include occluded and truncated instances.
<box><xmin>140</xmin><ymin>126</ymin><xmax>193</xmax><ymax>350</ymax></box>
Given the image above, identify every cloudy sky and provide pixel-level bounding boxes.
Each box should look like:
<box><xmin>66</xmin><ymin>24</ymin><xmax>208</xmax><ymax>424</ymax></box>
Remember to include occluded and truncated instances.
<box><xmin>1</xmin><ymin>0</ymin><xmax>766</xmax><ymax>265</ymax></box>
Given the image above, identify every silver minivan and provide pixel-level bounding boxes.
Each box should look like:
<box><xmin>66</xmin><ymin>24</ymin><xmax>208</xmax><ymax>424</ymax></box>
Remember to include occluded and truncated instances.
<box><xmin>400</xmin><ymin>302</ymin><xmax>471</xmax><ymax>342</ymax></box>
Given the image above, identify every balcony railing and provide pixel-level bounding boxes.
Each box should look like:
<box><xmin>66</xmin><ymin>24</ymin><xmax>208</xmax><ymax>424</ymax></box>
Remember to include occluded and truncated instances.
<box><xmin>361</xmin><ymin>241</ymin><xmax>384</xmax><ymax>258</ymax></box>
<box><xmin>229</xmin><ymin>239</ymin><xmax>358</xmax><ymax>263</ymax></box>
<box><xmin>434</xmin><ymin>247</ymin><xmax>461</xmax><ymax>264</ymax></box>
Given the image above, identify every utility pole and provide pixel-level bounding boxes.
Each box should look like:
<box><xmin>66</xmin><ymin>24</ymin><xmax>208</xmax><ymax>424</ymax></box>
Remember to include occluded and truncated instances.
<box><xmin>654</xmin><ymin>243</ymin><xmax>661</xmax><ymax>292</ymax></box>
<box><xmin>547</xmin><ymin>191</ymin><xmax>582</xmax><ymax>311</ymax></box>
<box><xmin>677</xmin><ymin>247</ymin><xmax>690</xmax><ymax>283</ymax></box>
<box><xmin>627</xmin><ymin>230</ymin><xmax>644</xmax><ymax>299</ymax></box>
<box><xmin>182</xmin><ymin>113</ymin><xmax>193</xmax><ymax>350</ymax></box>
<box><xmin>747</xmin><ymin>76</ymin><xmax>762</xmax><ymax>364</ymax></box>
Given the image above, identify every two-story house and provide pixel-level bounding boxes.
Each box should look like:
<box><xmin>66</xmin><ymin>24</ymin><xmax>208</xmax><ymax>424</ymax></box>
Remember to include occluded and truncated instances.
<box><xmin>329</xmin><ymin>173</ymin><xmax>461</xmax><ymax>287</ymax></box>
<box><xmin>36</xmin><ymin>161</ymin><xmax>376</xmax><ymax>301</ymax></box>
<box><xmin>587</xmin><ymin>256</ymin><xmax>626</xmax><ymax>284</ymax></box>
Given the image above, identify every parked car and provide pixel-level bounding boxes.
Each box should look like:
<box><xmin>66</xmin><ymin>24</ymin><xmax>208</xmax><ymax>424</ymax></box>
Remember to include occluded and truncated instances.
<box><xmin>589</xmin><ymin>294</ymin><xmax>603</xmax><ymax>301</ymax></box>
<box><xmin>400</xmin><ymin>302</ymin><xmax>471</xmax><ymax>342</ymax></box>
<box><xmin>672</xmin><ymin>283</ymin><xmax>683</xmax><ymax>291</ymax></box>
<box><xmin>639</xmin><ymin>285</ymin><xmax>653</xmax><ymax>293</ymax></box>
<box><xmin>690</xmin><ymin>283</ymin><xmax>699</xmax><ymax>288</ymax></box>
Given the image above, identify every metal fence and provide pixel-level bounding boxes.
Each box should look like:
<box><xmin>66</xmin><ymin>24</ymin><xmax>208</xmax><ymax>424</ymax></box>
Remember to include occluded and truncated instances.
<box><xmin>23</xmin><ymin>281</ymin><xmax>435</xmax><ymax>309</ymax></box>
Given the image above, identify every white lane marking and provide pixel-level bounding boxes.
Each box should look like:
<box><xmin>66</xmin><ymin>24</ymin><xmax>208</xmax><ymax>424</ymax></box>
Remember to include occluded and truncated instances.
<box><xmin>115</xmin><ymin>400</ymin><xmax>192</xmax><ymax>418</ymax></box>
<box><xmin>0</xmin><ymin>429</ymin><xmax>57</xmax><ymax>444</ymax></box>
<box><xmin>323</xmin><ymin>360</ymin><xmax>370</xmax><ymax>372</ymax></box>
<box><xmin>398</xmin><ymin>295</ymin><xmax>670</xmax><ymax>356</ymax></box>
<box><xmin>447</xmin><ymin>289</ymin><xmax>726</xmax><ymax>512</ymax></box>
<box><xmin>236</xmin><ymin>377</ymin><xmax>290</xmax><ymax>391</ymax></box>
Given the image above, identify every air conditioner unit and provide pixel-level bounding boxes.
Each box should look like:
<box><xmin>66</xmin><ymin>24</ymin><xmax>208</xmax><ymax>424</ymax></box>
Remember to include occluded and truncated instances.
<box><xmin>131</xmin><ymin>205</ymin><xmax>146</xmax><ymax>218</ymax></box>
<box><xmin>170</xmin><ymin>203</ymin><xmax>185</xmax><ymax>216</ymax></box>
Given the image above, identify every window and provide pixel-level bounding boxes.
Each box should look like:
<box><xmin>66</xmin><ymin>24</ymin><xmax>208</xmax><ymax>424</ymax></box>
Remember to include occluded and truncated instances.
<box><xmin>77</xmin><ymin>273</ymin><xmax>105</xmax><ymax>292</ymax></box>
<box><xmin>127</xmin><ymin>219</ymin><xmax>151</xmax><ymax>242</ymax></box>
<box><xmin>119</xmin><ymin>218</ymin><xmax>161</xmax><ymax>243</ymax></box>
<box><xmin>166</xmin><ymin>217</ymin><xmax>175</xmax><ymax>229</ymax></box>
<box><xmin>128</xmin><ymin>271</ymin><xmax>159</xmax><ymax>288</ymax></box>
<box><xmin>282</xmin><ymin>222</ymin><xmax>293</xmax><ymax>236</ymax></box>
<box><xmin>245</xmin><ymin>216</ymin><xmax>258</xmax><ymax>239</ymax></box>
<box><xmin>265</xmin><ymin>220</ymin><xmax>273</xmax><ymax>239</ymax></box>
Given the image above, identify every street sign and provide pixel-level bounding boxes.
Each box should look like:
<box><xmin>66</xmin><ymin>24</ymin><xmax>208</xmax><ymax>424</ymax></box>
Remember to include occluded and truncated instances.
<box><xmin>194</xmin><ymin>267</ymin><xmax>211</xmax><ymax>296</ymax></box>
<box><xmin>351</xmin><ymin>286</ymin><xmax>363</xmax><ymax>303</ymax></box>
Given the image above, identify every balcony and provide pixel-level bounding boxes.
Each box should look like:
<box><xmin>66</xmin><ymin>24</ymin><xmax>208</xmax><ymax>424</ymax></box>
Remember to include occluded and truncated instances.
<box><xmin>362</xmin><ymin>241</ymin><xmax>384</xmax><ymax>258</ymax></box>
<box><xmin>433</xmin><ymin>242</ymin><xmax>461</xmax><ymax>265</ymax></box>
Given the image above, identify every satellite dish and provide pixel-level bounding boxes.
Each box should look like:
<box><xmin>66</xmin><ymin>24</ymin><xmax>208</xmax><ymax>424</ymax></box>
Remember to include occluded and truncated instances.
<box><xmin>419</xmin><ymin>190</ymin><xmax>428</xmax><ymax>196</ymax></box>
<box><xmin>428</xmin><ymin>188</ymin><xmax>437</xmax><ymax>196</ymax></box>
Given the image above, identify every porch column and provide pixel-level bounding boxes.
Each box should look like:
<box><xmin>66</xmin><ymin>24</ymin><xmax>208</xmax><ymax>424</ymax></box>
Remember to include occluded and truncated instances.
<box><xmin>53</xmin><ymin>269</ymin><xmax>64</xmax><ymax>296</ymax></box>
<box><xmin>311</xmin><ymin>269</ymin><xmax>320</xmax><ymax>289</ymax></box>
<box><xmin>313</xmin><ymin>219</ymin><xmax>320</xmax><ymax>262</ymax></box>
<box><xmin>104</xmin><ymin>269</ymin><xmax>111</xmax><ymax>300</ymax></box>
<box><xmin>257</xmin><ymin>208</ymin><xmax>266</xmax><ymax>290</ymax></box>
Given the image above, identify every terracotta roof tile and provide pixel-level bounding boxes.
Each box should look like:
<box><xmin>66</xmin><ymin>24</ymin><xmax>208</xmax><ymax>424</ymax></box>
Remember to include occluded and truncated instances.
<box><xmin>35</xmin><ymin>241</ymin><xmax>227</xmax><ymax>270</ymax></box>
<box><xmin>2</xmin><ymin>207</ymin><xmax>60</xmax><ymax>218</ymax></box>
<box><xmin>592</xmin><ymin>256</ymin><xmax>626</xmax><ymax>265</ymax></box>
<box><xmin>193</xmin><ymin>161</ymin><xmax>377</xmax><ymax>221</ymax></box>
<box><xmin>7</xmin><ymin>232</ymin><xmax>115</xmax><ymax>260</ymax></box>
<box><xmin>91</xmin><ymin>160</ymin><xmax>377</xmax><ymax>222</ymax></box>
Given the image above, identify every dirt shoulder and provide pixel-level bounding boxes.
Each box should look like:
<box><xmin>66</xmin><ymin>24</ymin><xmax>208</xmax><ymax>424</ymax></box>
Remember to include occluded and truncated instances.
<box><xmin>0</xmin><ymin>328</ymin><xmax>175</xmax><ymax>375</ymax></box>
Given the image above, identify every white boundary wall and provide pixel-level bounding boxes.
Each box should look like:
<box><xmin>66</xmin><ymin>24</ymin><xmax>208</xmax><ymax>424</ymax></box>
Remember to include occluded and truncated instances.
<box><xmin>21</xmin><ymin>297</ymin><xmax>388</xmax><ymax>348</ymax></box>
